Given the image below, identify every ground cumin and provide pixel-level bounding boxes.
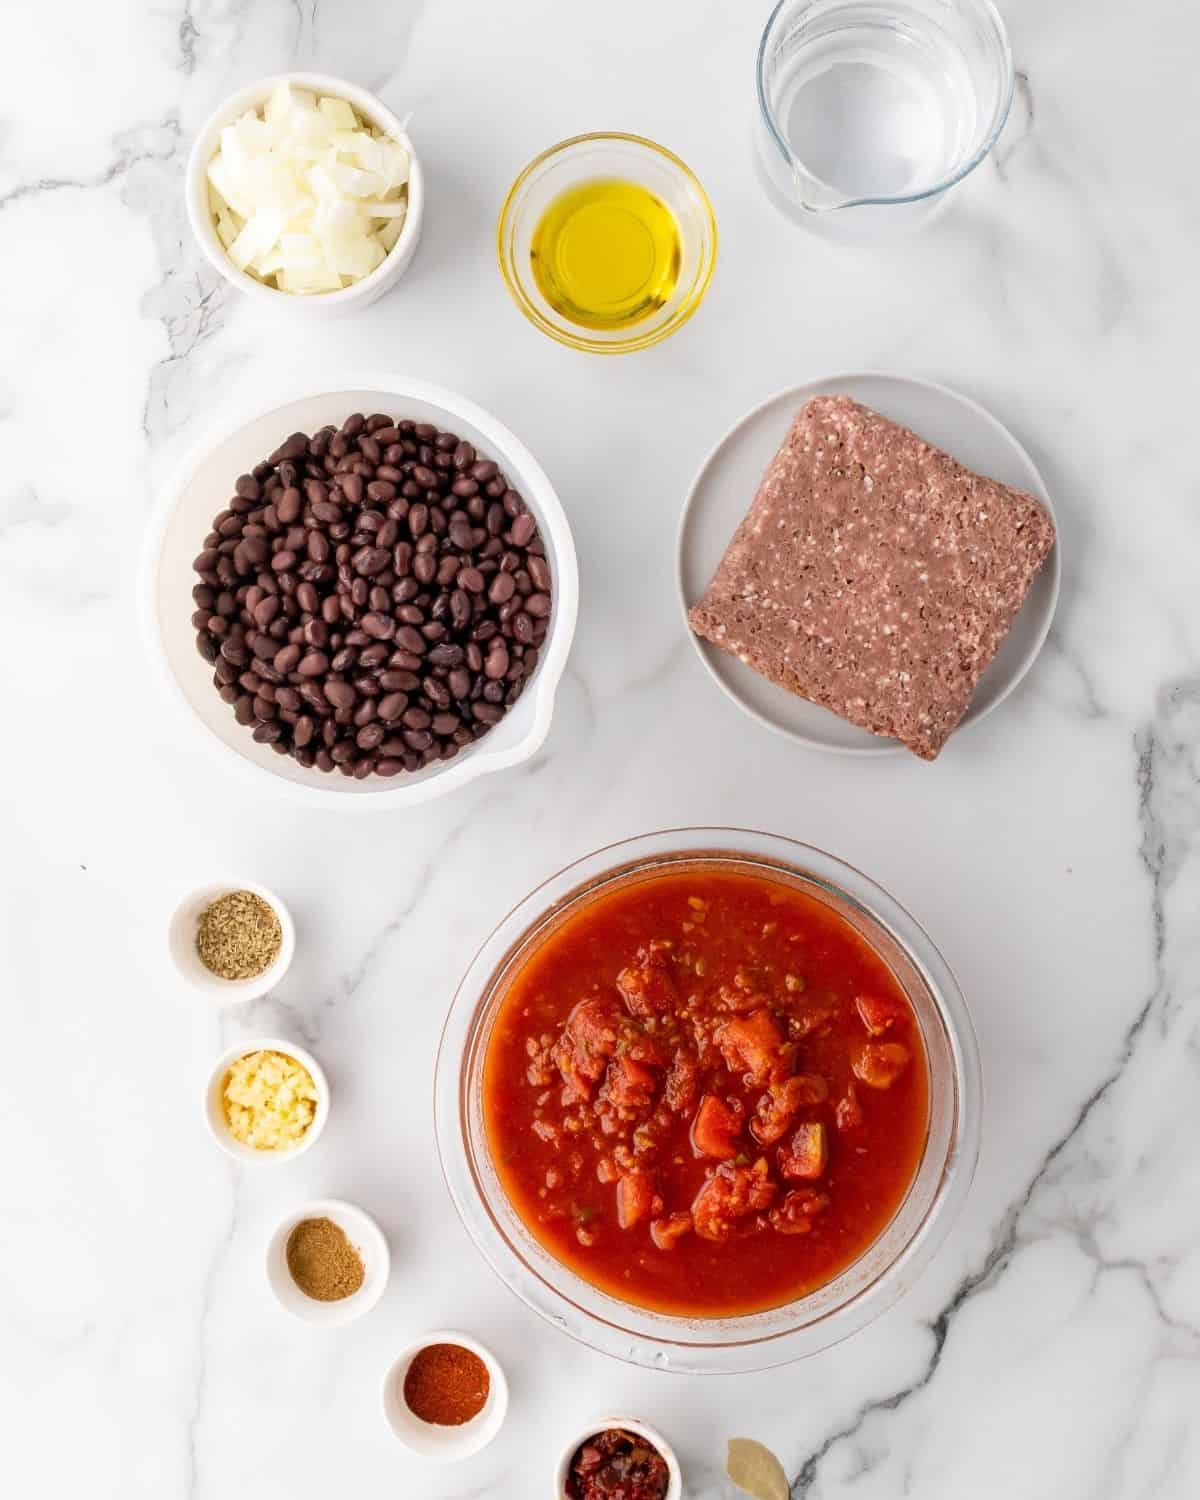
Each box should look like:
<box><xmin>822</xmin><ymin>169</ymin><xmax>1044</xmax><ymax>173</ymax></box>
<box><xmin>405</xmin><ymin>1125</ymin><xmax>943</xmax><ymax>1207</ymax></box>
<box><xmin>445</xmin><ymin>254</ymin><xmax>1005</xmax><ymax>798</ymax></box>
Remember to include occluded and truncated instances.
<box><xmin>403</xmin><ymin>1342</ymin><xmax>490</xmax><ymax>1426</ymax></box>
<box><xmin>285</xmin><ymin>1217</ymin><xmax>365</xmax><ymax>1301</ymax></box>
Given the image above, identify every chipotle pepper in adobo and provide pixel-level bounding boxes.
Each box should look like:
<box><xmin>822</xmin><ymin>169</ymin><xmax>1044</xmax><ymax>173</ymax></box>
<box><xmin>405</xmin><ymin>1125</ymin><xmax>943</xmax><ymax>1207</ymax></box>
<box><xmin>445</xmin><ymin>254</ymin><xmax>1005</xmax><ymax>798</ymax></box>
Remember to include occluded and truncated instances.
<box><xmin>566</xmin><ymin>1428</ymin><xmax>670</xmax><ymax>1500</ymax></box>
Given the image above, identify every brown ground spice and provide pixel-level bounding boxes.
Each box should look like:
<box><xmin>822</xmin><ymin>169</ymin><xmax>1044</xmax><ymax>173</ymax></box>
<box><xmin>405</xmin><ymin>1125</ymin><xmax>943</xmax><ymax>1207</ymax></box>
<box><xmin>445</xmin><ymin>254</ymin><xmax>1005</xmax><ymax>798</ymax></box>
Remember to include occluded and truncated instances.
<box><xmin>285</xmin><ymin>1217</ymin><xmax>365</xmax><ymax>1301</ymax></box>
<box><xmin>196</xmin><ymin>889</ymin><xmax>281</xmax><ymax>980</ymax></box>
<box><xmin>403</xmin><ymin>1342</ymin><xmax>490</xmax><ymax>1425</ymax></box>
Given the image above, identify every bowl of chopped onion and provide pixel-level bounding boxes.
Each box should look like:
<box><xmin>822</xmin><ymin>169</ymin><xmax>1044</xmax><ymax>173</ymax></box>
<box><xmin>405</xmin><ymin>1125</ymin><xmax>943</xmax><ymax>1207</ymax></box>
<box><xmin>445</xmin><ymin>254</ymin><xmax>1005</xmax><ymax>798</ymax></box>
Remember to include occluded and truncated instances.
<box><xmin>186</xmin><ymin>73</ymin><xmax>423</xmax><ymax>311</ymax></box>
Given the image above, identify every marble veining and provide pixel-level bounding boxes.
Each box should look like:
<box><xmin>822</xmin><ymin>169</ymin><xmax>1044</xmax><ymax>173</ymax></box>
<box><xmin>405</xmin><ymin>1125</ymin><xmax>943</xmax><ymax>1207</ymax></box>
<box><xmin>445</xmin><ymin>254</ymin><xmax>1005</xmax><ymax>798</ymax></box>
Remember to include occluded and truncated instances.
<box><xmin>2</xmin><ymin>1</ymin><xmax>1198</xmax><ymax>1497</ymax></box>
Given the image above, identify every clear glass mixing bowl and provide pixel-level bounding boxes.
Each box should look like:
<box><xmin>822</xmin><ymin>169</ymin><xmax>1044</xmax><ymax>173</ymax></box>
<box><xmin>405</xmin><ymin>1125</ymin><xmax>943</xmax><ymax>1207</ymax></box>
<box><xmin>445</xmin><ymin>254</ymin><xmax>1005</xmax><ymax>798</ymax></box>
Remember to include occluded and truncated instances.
<box><xmin>496</xmin><ymin>133</ymin><xmax>717</xmax><ymax>354</ymax></box>
<box><xmin>435</xmin><ymin>829</ymin><xmax>981</xmax><ymax>1373</ymax></box>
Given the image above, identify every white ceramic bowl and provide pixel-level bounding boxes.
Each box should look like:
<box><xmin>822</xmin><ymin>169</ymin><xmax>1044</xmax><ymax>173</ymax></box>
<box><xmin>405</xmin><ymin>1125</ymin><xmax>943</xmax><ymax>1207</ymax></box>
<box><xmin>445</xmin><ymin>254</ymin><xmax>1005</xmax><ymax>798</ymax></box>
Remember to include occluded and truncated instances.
<box><xmin>382</xmin><ymin>1329</ymin><xmax>508</xmax><ymax>1461</ymax></box>
<box><xmin>204</xmin><ymin>1036</ymin><xmax>330</xmax><ymax>1164</ymax></box>
<box><xmin>186</xmin><ymin>72</ymin><xmax>424</xmax><ymax>313</ymax></box>
<box><xmin>554</xmin><ymin>1418</ymin><xmax>682</xmax><ymax>1500</ymax></box>
<box><xmin>168</xmin><ymin>878</ymin><xmax>295</xmax><ymax>1003</ymax></box>
<box><xmin>266</xmin><ymin>1197</ymin><xmax>390</xmax><ymax>1325</ymax></box>
<box><xmin>139</xmin><ymin>375</ymin><xmax>578</xmax><ymax>809</ymax></box>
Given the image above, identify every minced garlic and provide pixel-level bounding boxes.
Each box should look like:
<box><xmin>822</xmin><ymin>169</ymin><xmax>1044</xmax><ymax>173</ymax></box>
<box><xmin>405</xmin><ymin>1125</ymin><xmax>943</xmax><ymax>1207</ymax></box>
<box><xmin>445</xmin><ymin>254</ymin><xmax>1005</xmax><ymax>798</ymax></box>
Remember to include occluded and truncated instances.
<box><xmin>222</xmin><ymin>1049</ymin><xmax>317</xmax><ymax>1150</ymax></box>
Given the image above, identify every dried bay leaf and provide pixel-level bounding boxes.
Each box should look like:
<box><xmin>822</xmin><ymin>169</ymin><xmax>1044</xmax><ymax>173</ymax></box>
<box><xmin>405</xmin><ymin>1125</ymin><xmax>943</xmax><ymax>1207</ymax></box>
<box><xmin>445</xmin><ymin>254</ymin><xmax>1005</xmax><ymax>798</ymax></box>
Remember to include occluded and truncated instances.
<box><xmin>726</xmin><ymin>1437</ymin><xmax>791</xmax><ymax>1500</ymax></box>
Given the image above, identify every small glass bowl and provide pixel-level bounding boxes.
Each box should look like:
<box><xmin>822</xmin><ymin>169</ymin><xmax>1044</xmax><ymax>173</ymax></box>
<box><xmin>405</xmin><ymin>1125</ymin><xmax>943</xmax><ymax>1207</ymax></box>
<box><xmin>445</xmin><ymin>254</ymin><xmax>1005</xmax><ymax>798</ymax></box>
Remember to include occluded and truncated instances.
<box><xmin>435</xmin><ymin>828</ymin><xmax>981</xmax><ymax>1373</ymax></box>
<box><xmin>496</xmin><ymin>133</ymin><xmax>717</xmax><ymax>355</ymax></box>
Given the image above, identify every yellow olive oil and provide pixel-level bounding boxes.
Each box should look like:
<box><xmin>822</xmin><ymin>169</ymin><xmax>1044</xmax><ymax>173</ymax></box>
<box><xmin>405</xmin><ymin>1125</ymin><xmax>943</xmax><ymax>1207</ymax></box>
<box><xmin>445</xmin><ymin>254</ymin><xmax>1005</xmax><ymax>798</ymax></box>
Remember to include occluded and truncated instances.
<box><xmin>530</xmin><ymin>178</ymin><xmax>682</xmax><ymax>332</ymax></box>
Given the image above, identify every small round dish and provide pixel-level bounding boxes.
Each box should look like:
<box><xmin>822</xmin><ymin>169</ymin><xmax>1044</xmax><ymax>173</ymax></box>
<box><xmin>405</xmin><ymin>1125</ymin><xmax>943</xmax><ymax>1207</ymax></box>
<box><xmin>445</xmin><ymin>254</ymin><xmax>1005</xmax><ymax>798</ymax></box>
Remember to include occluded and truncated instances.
<box><xmin>186</xmin><ymin>72</ymin><xmax>423</xmax><ymax>313</ymax></box>
<box><xmin>436</xmin><ymin>828</ymin><xmax>981</xmax><ymax>1374</ymax></box>
<box><xmin>677</xmin><ymin>372</ymin><xmax>1061</xmax><ymax>755</ymax></box>
<box><xmin>555</xmin><ymin>1418</ymin><xmax>682</xmax><ymax>1499</ymax></box>
<box><xmin>168</xmin><ymin>879</ymin><xmax>295</xmax><ymax>1003</ymax></box>
<box><xmin>138</xmin><ymin>374</ymin><xmax>577</xmax><ymax>810</ymax></box>
<box><xmin>497</xmin><ymin>132</ymin><xmax>717</xmax><ymax>355</ymax></box>
<box><xmin>266</xmin><ymin>1198</ymin><xmax>389</xmax><ymax>1325</ymax></box>
<box><xmin>382</xmin><ymin>1330</ymin><xmax>508</xmax><ymax>1460</ymax></box>
<box><xmin>204</xmin><ymin>1036</ymin><xmax>329</xmax><ymax>1164</ymax></box>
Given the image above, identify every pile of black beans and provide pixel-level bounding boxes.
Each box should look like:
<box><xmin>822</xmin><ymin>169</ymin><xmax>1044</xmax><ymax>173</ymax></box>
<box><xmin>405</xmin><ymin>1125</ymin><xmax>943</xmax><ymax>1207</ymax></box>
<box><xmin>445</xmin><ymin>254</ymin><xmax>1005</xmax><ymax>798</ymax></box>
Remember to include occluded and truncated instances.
<box><xmin>191</xmin><ymin>413</ymin><xmax>552</xmax><ymax>778</ymax></box>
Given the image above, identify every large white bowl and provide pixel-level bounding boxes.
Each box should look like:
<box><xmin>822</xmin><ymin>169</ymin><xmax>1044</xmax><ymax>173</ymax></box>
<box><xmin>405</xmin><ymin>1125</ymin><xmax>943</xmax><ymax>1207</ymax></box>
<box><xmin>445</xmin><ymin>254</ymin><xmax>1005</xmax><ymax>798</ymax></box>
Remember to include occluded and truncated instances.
<box><xmin>140</xmin><ymin>377</ymin><xmax>578</xmax><ymax>809</ymax></box>
<box><xmin>186</xmin><ymin>72</ymin><xmax>424</xmax><ymax>314</ymax></box>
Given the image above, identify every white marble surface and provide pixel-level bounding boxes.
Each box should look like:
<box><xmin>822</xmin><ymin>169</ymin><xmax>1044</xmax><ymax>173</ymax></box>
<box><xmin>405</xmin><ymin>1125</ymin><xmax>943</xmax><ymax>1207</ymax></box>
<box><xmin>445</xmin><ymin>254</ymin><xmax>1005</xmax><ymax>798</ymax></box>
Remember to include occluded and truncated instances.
<box><xmin>3</xmin><ymin>1</ymin><xmax>1198</xmax><ymax>1495</ymax></box>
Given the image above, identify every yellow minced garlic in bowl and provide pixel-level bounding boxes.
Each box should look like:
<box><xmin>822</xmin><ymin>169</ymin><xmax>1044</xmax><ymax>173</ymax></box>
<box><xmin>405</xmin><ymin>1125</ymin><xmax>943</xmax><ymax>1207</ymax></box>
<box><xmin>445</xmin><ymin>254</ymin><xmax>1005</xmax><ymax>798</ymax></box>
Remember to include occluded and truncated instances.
<box><xmin>223</xmin><ymin>1049</ymin><xmax>317</xmax><ymax>1150</ymax></box>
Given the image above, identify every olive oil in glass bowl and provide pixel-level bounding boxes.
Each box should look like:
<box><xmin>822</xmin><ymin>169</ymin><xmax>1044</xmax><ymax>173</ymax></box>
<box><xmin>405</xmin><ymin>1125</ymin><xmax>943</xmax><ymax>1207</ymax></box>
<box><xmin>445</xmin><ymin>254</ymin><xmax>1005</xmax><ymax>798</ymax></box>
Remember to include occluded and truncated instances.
<box><xmin>530</xmin><ymin>178</ymin><xmax>682</xmax><ymax>333</ymax></box>
<box><xmin>498</xmin><ymin>133</ymin><xmax>717</xmax><ymax>355</ymax></box>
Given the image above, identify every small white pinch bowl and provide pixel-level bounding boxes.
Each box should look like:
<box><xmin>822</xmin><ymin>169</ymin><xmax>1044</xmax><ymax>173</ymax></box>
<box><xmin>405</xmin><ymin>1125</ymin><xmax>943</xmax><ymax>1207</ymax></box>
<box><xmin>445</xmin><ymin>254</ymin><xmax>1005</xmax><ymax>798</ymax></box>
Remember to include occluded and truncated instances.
<box><xmin>382</xmin><ymin>1329</ymin><xmax>508</xmax><ymax>1461</ymax></box>
<box><xmin>186</xmin><ymin>71</ymin><xmax>423</xmax><ymax>313</ymax></box>
<box><xmin>140</xmin><ymin>375</ymin><xmax>578</xmax><ymax>811</ymax></box>
<box><xmin>204</xmin><ymin>1036</ymin><xmax>330</xmax><ymax>1164</ymax></box>
<box><xmin>554</xmin><ymin>1418</ymin><xmax>682</xmax><ymax>1499</ymax></box>
<box><xmin>267</xmin><ymin>1197</ymin><xmax>390</xmax><ymax>1326</ymax></box>
<box><xmin>168</xmin><ymin>878</ymin><xmax>295</xmax><ymax>1003</ymax></box>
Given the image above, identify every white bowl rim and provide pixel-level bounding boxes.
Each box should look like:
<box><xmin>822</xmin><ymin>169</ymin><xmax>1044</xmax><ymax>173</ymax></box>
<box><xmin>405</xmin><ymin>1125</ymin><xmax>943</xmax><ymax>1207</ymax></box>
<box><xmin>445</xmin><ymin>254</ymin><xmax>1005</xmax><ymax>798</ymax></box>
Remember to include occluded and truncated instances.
<box><xmin>168</xmin><ymin>877</ymin><xmax>296</xmax><ymax>1003</ymax></box>
<box><xmin>675</xmin><ymin>369</ymin><xmax>1062</xmax><ymax>756</ymax></box>
<box><xmin>266</xmin><ymin>1196</ymin><xmax>390</xmax><ymax>1324</ymax></box>
<box><xmin>138</xmin><ymin>371</ymin><xmax>579</xmax><ymax>810</ymax></box>
<box><xmin>381</xmin><ymin>1327</ymin><xmax>509</xmax><ymax>1460</ymax></box>
<box><xmin>204</xmin><ymin>1035</ymin><xmax>330</xmax><ymax>1163</ymax></box>
<box><xmin>554</xmin><ymin>1416</ymin><xmax>683</xmax><ymax>1500</ymax></box>
<box><xmin>185</xmin><ymin>70</ymin><xmax>424</xmax><ymax>308</ymax></box>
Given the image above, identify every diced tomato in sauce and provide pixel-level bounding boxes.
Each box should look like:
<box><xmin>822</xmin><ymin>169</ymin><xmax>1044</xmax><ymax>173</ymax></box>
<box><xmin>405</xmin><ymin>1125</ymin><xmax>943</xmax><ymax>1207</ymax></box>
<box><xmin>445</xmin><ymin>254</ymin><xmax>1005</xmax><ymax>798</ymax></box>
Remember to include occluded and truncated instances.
<box><xmin>778</xmin><ymin>1122</ymin><xmax>828</xmax><ymax>1180</ymax></box>
<box><xmin>716</xmin><ymin>1010</ymin><xmax>787</xmax><ymax>1087</ymax></box>
<box><xmin>617</xmin><ymin>945</ymin><xmax>678</xmax><ymax>1019</ymax></box>
<box><xmin>852</xmin><ymin>1041</ymin><xmax>911</xmax><ymax>1090</ymax></box>
<box><xmin>553</xmin><ymin>997</ymin><xmax>620</xmax><ymax>1100</ymax></box>
<box><xmin>855</xmin><ymin>993</ymin><xmax>911</xmax><ymax>1036</ymax></box>
<box><xmin>771</xmin><ymin>1187</ymin><xmax>830</xmax><ymax>1236</ymax></box>
<box><xmin>483</xmin><ymin>869</ymin><xmax>928</xmax><ymax>1317</ymax></box>
<box><xmin>692</xmin><ymin>1157</ymin><xmax>777</xmax><ymax>1241</ymax></box>
<box><xmin>649</xmin><ymin>1211</ymin><xmax>693</xmax><ymax>1251</ymax></box>
<box><xmin>616</xmin><ymin>1168</ymin><xmax>658</xmax><ymax>1230</ymax></box>
<box><xmin>690</xmin><ymin>1094</ymin><xmax>743</xmax><ymax>1160</ymax></box>
<box><xmin>604</xmin><ymin>1055</ymin><xmax>658</xmax><ymax>1113</ymax></box>
<box><xmin>751</xmin><ymin>1072</ymin><xmax>828</xmax><ymax>1145</ymax></box>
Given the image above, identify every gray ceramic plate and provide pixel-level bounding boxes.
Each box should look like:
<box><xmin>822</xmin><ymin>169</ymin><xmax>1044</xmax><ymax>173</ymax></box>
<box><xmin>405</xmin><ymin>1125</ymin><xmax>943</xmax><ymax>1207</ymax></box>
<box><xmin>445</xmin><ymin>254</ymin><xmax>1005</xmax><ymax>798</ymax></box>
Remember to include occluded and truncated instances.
<box><xmin>676</xmin><ymin>371</ymin><xmax>1061</xmax><ymax>756</ymax></box>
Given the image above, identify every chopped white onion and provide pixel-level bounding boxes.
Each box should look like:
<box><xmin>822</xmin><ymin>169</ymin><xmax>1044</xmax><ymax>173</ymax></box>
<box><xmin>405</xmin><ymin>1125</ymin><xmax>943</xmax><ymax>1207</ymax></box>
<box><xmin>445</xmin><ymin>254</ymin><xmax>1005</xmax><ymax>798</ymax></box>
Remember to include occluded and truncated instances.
<box><xmin>206</xmin><ymin>83</ymin><xmax>410</xmax><ymax>294</ymax></box>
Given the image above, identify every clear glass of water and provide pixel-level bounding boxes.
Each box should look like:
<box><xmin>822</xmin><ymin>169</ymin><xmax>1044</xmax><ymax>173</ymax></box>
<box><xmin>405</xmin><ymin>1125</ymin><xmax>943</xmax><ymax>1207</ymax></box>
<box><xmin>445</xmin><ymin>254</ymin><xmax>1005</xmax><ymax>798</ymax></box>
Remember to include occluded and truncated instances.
<box><xmin>755</xmin><ymin>0</ymin><xmax>1014</xmax><ymax>237</ymax></box>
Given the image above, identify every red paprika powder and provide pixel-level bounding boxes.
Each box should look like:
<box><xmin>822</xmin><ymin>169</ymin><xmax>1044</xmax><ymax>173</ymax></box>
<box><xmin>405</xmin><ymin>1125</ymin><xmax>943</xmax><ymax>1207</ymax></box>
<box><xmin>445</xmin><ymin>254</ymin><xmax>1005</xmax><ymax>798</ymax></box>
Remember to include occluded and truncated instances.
<box><xmin>403</xmin><ymin>1342</ymin><xmax>490</xmax><ymax>1426</ymax></box>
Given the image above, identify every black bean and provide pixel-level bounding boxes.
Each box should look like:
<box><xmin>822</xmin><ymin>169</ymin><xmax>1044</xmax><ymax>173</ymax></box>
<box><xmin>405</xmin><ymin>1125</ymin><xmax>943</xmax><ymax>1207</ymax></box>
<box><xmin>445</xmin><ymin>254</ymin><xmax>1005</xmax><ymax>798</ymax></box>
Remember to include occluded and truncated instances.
<box><xmin>269</xmin><ymin>433</ymin><xmax>308</xmax><ymax>465</ymax></box>
<box><xmin>361</xmin><ymin>612</ymin><xmax>396</xmax><ymax>641</ymax></box>
<box><xmin>488</xmin><ymin>572</ymin><xmax>516</xmax><ymax>605</ymax></box>
<box><xmin>298</xmin><ymin>650</ymin><xmax>330</xmax><ymax>677</ymax></box>
<box><xmin>277</xmin><ymin>487</ymin><xmax>302</xmax><ymax>524</ymax></box>
<box><xmin>192</xmin><ymin>417</ymin><xmax>550</xmax><ymax>778</ymax></box>
<box><xmin>458</xmin><ymin>566</ymin><xmax>485</xmax><ymax>594</ymax></box>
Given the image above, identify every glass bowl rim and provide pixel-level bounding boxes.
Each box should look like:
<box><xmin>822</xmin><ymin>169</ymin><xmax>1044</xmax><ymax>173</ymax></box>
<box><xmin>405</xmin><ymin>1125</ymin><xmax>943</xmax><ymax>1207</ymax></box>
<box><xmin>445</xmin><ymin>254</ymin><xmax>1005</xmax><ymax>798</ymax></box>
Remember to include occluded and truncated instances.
<box><xmin>435</xmin><ymin>827</ymin><xmax>982</xmax><ymax>1373</ymax></box>
<box><xmin>495</xmin><ymin>131</ymin><xmax>719</xmax><ymax>355</ymax></box>
<box><xmin>754</xmin><ymin>0</ymin><xmax>1016</xmax><ymax>210</ymax></box>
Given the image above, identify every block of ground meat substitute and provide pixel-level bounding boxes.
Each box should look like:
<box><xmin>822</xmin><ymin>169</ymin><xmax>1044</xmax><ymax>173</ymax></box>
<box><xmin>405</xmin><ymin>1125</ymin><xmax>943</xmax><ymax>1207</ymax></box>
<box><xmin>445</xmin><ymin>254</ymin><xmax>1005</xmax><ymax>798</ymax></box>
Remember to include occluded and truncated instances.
<box><xmin>687</xmin><ymin>395</ymin><xmax>1056</xmax><ymax>760</ymax></box>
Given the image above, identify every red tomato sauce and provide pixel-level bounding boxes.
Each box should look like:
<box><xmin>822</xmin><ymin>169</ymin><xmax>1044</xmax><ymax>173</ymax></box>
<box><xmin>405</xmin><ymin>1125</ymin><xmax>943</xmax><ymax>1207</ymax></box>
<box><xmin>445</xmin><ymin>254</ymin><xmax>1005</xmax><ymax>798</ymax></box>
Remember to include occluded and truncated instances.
<box><xmin>483</xmin><ymin>868</ymin><xmax>928</xmax><ymax>1317</ymax></box>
